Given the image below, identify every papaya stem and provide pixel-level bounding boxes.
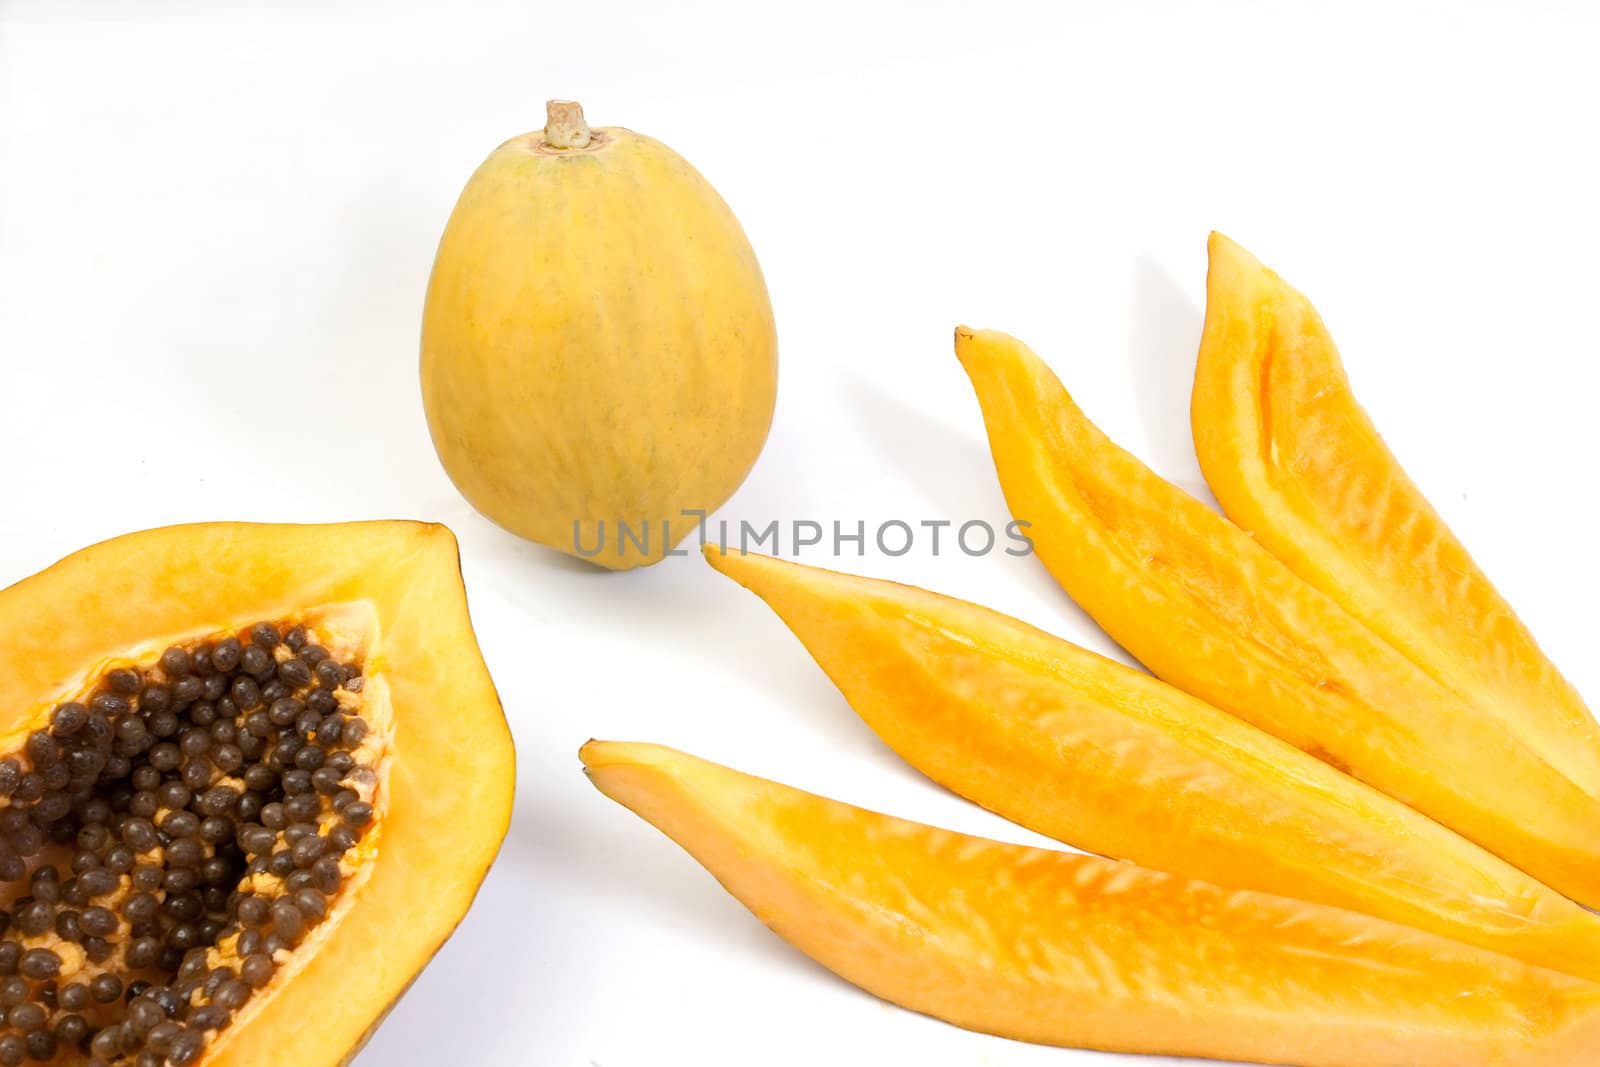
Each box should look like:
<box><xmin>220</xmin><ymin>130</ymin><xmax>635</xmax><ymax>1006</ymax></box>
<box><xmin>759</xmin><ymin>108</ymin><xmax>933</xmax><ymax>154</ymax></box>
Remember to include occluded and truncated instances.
<box><xmin>545</xmin><ymin>100</ymin><xmax>592</xmax><ymax>150</ymax></box>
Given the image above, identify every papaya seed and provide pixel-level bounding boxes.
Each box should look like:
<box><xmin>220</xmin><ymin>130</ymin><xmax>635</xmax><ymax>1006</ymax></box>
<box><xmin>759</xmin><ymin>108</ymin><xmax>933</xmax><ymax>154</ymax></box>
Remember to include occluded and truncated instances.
<box><xmin>0</xmin><ymin>620</ymin><xmax>381</xmax><ymax>1064</ymax></box>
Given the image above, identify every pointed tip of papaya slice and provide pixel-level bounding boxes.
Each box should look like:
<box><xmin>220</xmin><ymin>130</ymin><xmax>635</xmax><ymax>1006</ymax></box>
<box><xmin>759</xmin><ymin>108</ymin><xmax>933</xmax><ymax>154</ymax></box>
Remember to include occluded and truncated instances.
<box><xmin>701</xmin><ymin>540</ymin><xmax>801</xmax><ymax>592</ymax></box>
<box><xmin>580</xmin><ymin>741</ymin><xmax>736</xmax><ymax>853</ymax></box>
<box><xmin>952</xmin><ymin>324</ymin><xmax>1024</xmax><ymax>370</ymax></box>
<box><xmin>580</xmin><ymin>737</ymin><xmax>660</xmax><ymax>773</ymax></box>
<box><xmin>702</xmin><ymin>540</ymin><xmax>768</xmax><ymax>576</ymax></box>
<box><xmin>700</xmin><ymin>541</ymin><xmax>767</xmax><ymax>592</ymax></box>
<box><xmin>583</xmin><ymin>739</ymin><xmax>727</xmax><ymax>784</ymax></box>
<box><xmin>703</xmin><ymin>549</ymin><xmax>858</xmax><ymax>639</ymax></box>
<box><xmin>1205</xmin><ymin>231</ymin><xmax>1280</xmax><ymax>301</ymax></box>
<box><xmin>951</xmin><ymin>323</ymin><xmax>980</xmax><ymax>368</ymax></box>
<box><xmin>952</xmin><ymin>327</ymin><xmax>1069</xmax><ymax>425</ymax></box>
<box><xmin>702</xmin><ymin>543</ymin><xmax>882</xmax><ymax>614</ymax></box>
<box><xmin>1203</xmin><ymin>232</ymin><xmax>1319</xmax><ymax>330</ymax></box>
<box><xmin>1206</xmin><ymin>229</ymin><xmax>1247</xmax><ymax>260</ymax></box>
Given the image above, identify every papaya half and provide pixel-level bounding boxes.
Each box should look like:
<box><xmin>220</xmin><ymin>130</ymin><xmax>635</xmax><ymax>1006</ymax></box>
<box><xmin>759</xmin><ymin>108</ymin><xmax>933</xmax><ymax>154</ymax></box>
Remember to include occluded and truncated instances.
<box><xmin>954</xmin><ymin>326</ymin><xmax>1600</xmax><ymax>906</ymax></box>
<box><xmin>421</xmin><ymin>100</ymin><xmax>778</xmax><ymax>569</ymax></box>
<box><xmin>1192</xmin><ymin>233</ymin><xmax>1600</xmax><ymax>798</ymax></box>
<box><xmin>583</xmin><ymin>740</ymin><xmax>1600</xmax><ymax>1067</ymax></box>
<box><xmin>0</xmin><ymin>522</ymin><xmax>513</xmax><ymax>1066</ymax></box>
<box><xmin>704</xmin><ymin>547</ymin><xmax>1600</xmax><ymax>982</ymax></box>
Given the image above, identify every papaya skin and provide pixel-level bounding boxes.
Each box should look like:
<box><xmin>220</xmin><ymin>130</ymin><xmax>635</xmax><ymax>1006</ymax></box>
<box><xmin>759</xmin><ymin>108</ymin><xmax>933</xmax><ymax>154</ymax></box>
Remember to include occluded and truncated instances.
<box><xmin>421</xmin><ymin>102</ymin><xmax>778</xmax><ymax>570</ymax></box>
<box><xmin>582</xmin><ymin>740</ymin><xmax>1600</xmax><ymax>1067</ymax></box>
<box><xmin>955</xmin><ymin>326</ymin><xmax>1600</xmax><ymax>907</ymax></box>
<box><xmin>1192</xmin><ymin>233</ymin><xmax>1600</xmax><ymax>797</ymax></box>
<box><xmin>704</xmin><ymin>546</ymin><xmax>1600</xmax><ymax>983</ymax></box>
<box><xmin>0</xmin><ymin>522</ymin><xmax>514</xmax><ymax>1067</ymax></box>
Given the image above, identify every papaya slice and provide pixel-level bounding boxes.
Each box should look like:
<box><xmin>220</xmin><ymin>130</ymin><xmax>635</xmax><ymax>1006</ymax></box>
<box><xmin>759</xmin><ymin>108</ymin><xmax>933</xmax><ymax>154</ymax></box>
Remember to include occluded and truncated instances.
<box><xmin>583</xmin><ymin>740</ymin><xmax>1600</xmax><ymax>1067</ymax></box>
<box><xmin>0</xmin><ymin>522</ymin><xmax>513</xmax><ymax>1066</ymax></box>
<box><xmin>1192</xmin><ymin>233</ymin><xmax>1600</xmax><ymax>798</ymax></box>
<box><xmin>954</xmin><ymin>326</ymin><xmax>1600</xmax><ymax>906</ymax></box>
<box><xmin>704</xmin><ymin>547</ymin><xmax>1600</xmax><ymax>982</ymax></box>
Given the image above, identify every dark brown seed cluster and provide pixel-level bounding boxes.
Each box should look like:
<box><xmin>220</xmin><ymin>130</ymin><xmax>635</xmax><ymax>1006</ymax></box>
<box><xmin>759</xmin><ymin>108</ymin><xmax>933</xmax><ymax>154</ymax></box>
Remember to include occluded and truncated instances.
<box><xmin>0</xmin><ymin>622</ymin><xmax>378</xmax><ymax>1066</ymax></box>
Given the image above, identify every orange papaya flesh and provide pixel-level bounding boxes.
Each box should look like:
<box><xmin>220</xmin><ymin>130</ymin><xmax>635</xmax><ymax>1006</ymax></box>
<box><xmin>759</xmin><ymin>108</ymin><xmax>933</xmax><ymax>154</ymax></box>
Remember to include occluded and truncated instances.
<box><xmin>582</xmin><ymin>740</ymin><xmax>1600</xmax><ymax>1067</ymax></box>
<box><xmin>1192</xmin><ymin>232</ymin><xmax>1600</xmax><ymax>799</ymax></box>
<box><xmin>955</xmin><ymin>326</ymin><xmax>1600</xmax><ymax>907</ymax></box>
<box><xmin>0</xmin><ymin>522</ymin><xmax>514</xmax><ymax>1067</ymax></box>
<box><xmin>705</xmin><ymin>546</ymin><xmax>1600</xmax><ymax>983</ymax></box>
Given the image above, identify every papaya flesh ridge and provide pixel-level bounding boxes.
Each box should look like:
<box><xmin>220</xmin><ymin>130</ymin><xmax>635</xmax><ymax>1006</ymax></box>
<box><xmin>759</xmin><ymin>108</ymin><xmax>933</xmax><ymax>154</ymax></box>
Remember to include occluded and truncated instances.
<box><xmin>955</xmin><ymin>326</ymin><xmax>1600</xmax><ymax>907</ymax></box>
<box><xmin>704</xmin><ymin>546</ymin><xmax>1600</xmax><ymax>983</ymax></box>
<box><xmin>1192</xmin><ymin>233</ymin><xmax>1600</xmax><ymax>800</ymax></box>
<box><xmin>583</xmin><ymin>740</ymin><xmax>1600</xmax><ymax>1067</ymax></box>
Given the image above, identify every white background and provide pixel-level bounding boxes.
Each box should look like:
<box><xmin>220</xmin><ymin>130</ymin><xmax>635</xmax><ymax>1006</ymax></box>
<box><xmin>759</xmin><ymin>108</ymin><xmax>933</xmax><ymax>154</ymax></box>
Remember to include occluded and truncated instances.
<box><xmin>3</xmin><ymin>2</ymin><xmax>1599</xmax><ymax>1064</ymax></box>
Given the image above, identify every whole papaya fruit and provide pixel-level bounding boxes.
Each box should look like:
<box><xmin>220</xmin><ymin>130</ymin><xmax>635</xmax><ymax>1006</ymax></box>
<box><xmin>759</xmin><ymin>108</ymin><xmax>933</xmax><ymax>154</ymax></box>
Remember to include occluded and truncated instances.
<box><xmin>421</xmin><ymin>100</ymin><xmax>778</xmax><ymax>569</ymax></box>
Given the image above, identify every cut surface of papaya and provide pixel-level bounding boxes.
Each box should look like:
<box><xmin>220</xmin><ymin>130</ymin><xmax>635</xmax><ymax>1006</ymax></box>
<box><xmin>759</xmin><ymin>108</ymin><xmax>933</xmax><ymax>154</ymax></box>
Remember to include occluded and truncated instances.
<box><xmin>1192</xmin><ymin>232</ymin><xmax>1600</xmax><ymax>798</ymax></box>
<box><xmin>0</xmin><ymin>522</ymin><xmax>514</xmax><ymax>1067</ymax></box>
<box><xmin>583</xmin><ymin>740</ymin><xmax>1600</xmax><ymax>1067</ymax></box>
<box><xmin>705</xmin><ymin>546</ymin><xmax>1600</xmax><ymax>982</ymax></box>
<box><xmin>955</xmin><ymin>326</ymin><xmax>1600</xmax><ymax>906</ymax></box>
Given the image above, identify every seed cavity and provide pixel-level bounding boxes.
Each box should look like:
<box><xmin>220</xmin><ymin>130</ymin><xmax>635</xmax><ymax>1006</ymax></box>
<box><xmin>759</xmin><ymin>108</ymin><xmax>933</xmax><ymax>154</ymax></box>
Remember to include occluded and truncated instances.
<box><xmin>0</xmin><ymin>621</ymin><xmax>381</xmax><ymax>1064</ymax></box>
